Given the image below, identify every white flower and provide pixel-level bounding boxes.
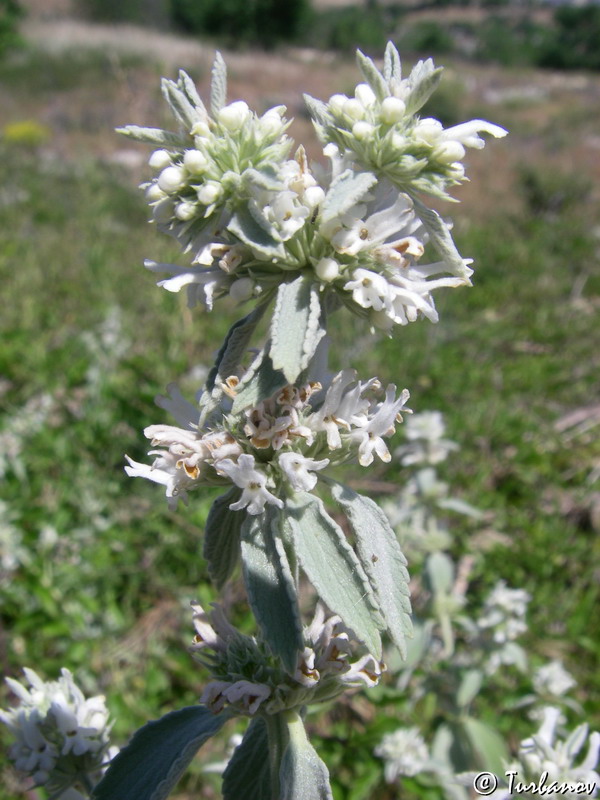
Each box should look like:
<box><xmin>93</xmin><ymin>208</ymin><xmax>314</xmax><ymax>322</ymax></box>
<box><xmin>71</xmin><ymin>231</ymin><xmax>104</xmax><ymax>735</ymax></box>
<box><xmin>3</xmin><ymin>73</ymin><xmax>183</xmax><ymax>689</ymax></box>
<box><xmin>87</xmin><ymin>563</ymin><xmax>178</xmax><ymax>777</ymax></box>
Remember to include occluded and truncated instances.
<box><xmin>439</xmin><ymin>119</ymin><xmax>508</xmax><ymax>150</ymax></box>
<box><xmin>344</xmin><ymin>268</ymin><xmax>392</xmax><ymax>312</ymax></box>
<box><xmin>315</xmin><ymin>257</ymin><xmax>340</xmax><ymax>282</ymax></box>
<box><xmin>533</xmin><ymin>661</ymin><xmax>577</xmax><ymax>698</ymax></box>
<box><xmin>375</xmin><ymin>727</ymin><xmax>431</xmax><ymax>782</ymax></box>
<box><xmin>218</xmin><ymin>100</ymin><xmax>251</xmax><ymax>132</ymax></box>
<box><xmin>350</xmin><ymin>385</ymin><xmax>410</xmax><ymax>466</ymax></box>
<box><xmin>278</xmin><ymin>452</ymin><xmax>329</xmax><ymax>491</ymax></box>
<box><xmin>216</xmin><ymin>454</ymin><xmax>283</xmax><ymax>515</ymax></box>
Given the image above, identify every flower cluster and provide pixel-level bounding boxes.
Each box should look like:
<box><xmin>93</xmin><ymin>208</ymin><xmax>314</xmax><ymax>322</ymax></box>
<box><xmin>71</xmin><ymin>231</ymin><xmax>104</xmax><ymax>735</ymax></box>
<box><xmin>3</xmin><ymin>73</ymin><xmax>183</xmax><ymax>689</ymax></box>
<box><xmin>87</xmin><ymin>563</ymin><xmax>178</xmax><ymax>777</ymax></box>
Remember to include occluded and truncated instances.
<box><xmin>472</xmin><ymin>581</ymin><xmax>530</xmax><ymax>674</ymax></box>
<box><xmin>308</xmin><ymin>51</ymin><xmax>507</xmax><ymax>200</ymax></box>
<box><xmin>126</xmin><ymin>369</ymin><xmax>409</xmax><ymax>513</ymax></box>
<box><xmin>493</xmin><ymin>706</ymin><xmax>600</xmax><ymax>800</ymax></box>
<box><xmin>374</xmin><ymin>727</ymin><xmax>432</xmax><ymax>782</ymax></box>
<box><xmin>191</xmin><ymin>602</ymin><xmax>385</xmax><ymax>717</ymax></box>
<box><xmin>533</xmin><ymin>661</ymin><xmax>577</xmax><ymax>700</ymax></box>
<box><xmin>0</xmin><ymin>668</ymin><xmax>115</xmax><ymax>795</ymax></box>
<box><xmin>122</xmin><ymin>45</ymin><xmax>507</xmax><ymax>336</ymax></box>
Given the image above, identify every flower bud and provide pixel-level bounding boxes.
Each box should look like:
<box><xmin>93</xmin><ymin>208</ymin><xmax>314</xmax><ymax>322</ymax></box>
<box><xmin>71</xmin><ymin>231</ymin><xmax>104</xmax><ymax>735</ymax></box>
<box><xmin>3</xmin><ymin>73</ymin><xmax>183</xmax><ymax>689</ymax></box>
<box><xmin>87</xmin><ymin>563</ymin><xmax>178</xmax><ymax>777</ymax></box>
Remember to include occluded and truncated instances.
<box><xmin>145</xmin><ymin>182</ymin><xmax>165</xmax><ymax>203</ymax></box>
<box><xmin>175</xmin><ymin>201</ymin><xmax>198</xmax><ymax>221</ymax></box>
<box><xmin>380</xmin><ymin>97</ymin><xmax>406</xmax><ymax>124</ymax></box>
<box><xmin>148</xmin><ymin>149</ymin><xmax>172</xmax><ymax>170</ymax></box>
<box><xmin>328</xmin><ymin>94</ymin><xmax>348</xmax><ymax>116</ymax></box>
<box><xmin>434</xmin><ymin>140</ymin><xmax>466</xmax><ymax>164</ymax></box>
<box><xmin>183</xmin><ymin>149</ymin><xmax>208</xmax><ymax>175</ymax></box>
<box><xmin>152</xmin><ymin>198</ymin><xmax>174</xmax><ymax>224</ymax></box>
<box><xmin>157</xmin><ymin>166</ymin><xmax>186</xmax><ymax>194</ymax></box>
<box><xmin>191</xmin><ymin>120</ymin><xmax>211</xmax><ymax>138</ymax></box>
<box><xmin>413</xmin><ymin>118</ymin><xmax>443</xmax><ymax>144</ymax></box>
<box><xmin>197</xmin><ymin>180</ymin><xmax>223</xmax><ymax>206</ymax></box>
<box><xmin>315</xmin><ymin>257</ymin><xmax>340</xmax><ymax>282</ymax></box>
<box><xmin>218</xmin><ymin>101</ymin><xmax>251</xmax><ymax>132</ymax></box>
<box><xmin>343</xmin><ymin>98</ymin><xmax>365</xmax><ymax>122</ymax></box>
<box><xmin>371</xmin><ymin>309</ymin><xmax>394</xmax><ymax>331</ymax></box>
<box><xmin>229</xmin><ymin>277</ymin><xmax>254</xmax><ymax>302</ymax></box>
<box><xmin>352</xmin><ymin>121</ymin><xmax>375</xmax><ymax>141</ymax></box>
<box><xmin>304</xmin><ymin>185</ymin><xmax>325</xmax><ymax>208</ymax></box>
<box><xmin>355</xmin><ymin>83</ymin><xmax>376</xmax><ymax>108</ymax></box>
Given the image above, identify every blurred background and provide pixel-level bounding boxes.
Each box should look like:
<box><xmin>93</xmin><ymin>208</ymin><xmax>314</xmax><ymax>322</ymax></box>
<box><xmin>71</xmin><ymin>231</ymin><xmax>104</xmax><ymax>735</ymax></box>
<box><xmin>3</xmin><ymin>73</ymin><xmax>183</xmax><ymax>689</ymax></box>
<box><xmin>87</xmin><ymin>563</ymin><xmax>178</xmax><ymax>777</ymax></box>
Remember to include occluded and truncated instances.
<box><xmin>0</xmin><ymin>0</ymin><xmax>599</xmax><ymax>797</ymax></box>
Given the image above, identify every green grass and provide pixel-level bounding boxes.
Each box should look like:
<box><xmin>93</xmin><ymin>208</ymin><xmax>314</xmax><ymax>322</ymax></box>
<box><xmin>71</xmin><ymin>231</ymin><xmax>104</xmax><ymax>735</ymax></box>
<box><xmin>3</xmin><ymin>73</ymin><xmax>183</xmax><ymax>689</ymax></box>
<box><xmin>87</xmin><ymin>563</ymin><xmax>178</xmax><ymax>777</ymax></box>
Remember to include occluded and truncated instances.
<box><xmin>0</xmin><ymin>43</ymin><xmax>599</xmax><ymax>800</ymax></box>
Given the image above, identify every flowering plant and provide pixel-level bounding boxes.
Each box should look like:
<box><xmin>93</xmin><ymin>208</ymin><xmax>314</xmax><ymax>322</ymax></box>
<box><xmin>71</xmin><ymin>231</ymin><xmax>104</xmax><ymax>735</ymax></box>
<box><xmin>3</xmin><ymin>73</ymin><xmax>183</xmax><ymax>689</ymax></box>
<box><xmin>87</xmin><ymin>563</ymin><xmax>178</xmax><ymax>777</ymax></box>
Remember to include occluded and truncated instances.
<box><xmin>2</xmin><ymin>43</ymin><xmax>517</xmax><ymax>800</ymax></box>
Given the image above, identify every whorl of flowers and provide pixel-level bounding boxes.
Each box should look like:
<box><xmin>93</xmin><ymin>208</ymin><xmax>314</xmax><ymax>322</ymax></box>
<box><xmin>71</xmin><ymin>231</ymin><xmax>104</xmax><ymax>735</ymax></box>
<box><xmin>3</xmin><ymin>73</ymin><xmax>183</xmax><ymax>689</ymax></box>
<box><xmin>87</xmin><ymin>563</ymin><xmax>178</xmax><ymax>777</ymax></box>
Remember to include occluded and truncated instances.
<box><xmin>306</xmin><ymin>48</ymin><xmax>507</xmax><ymax>201</ymax></box>
<box><xmin>190</xmin><ymin>601</ymin><xmax>385</xmax><ymax>717</ymax></box>
<box><xmin>0</xmin><ymin>668</ymin><xmax>114</xmax><ymax>794</ymax></box>
<box><xmin>120</xmin><ymin>43</ymin><xmax>507</xmax><ymax>336</ymax></box>
<box><xmin>374</xmin><ymin>727</ymin><xmax>433</xmax><ymax>782</ymax></box>
<box><xmin>125</xmin><ymin>368</ymin><xmax>409</xmax><ymax>513</ymax></box>
<box><xmin>496</xmin><ymin>706</ymin><xmax>600</xmax><ymax>800</ymax></box>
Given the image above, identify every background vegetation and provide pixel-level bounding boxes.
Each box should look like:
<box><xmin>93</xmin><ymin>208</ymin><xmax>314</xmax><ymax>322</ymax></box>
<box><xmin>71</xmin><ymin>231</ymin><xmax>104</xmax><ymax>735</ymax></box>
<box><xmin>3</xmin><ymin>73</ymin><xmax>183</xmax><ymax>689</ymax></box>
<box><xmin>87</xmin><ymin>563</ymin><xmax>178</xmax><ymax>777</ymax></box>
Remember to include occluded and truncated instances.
<box><xmin>0</xmin><ymin>2</ymin><xmax>599</xmax><ymax>798</ymax></box>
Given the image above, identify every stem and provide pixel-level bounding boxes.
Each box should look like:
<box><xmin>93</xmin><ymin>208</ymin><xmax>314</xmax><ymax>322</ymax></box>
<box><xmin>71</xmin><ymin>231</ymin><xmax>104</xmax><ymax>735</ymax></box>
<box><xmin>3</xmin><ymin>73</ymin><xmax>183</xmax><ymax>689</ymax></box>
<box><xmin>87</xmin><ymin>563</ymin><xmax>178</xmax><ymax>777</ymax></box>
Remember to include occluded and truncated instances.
<box><xmin>264</xmin><ymin>711</ymin><xmax>291</xmax><ymax>800</ymax></box>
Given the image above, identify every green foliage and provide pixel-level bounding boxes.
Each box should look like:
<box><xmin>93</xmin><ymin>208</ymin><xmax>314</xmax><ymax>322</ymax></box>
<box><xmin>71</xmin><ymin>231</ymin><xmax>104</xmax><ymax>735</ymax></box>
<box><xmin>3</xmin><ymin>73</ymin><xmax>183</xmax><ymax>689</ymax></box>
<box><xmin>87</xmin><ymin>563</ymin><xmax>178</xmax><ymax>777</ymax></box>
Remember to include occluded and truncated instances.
<box><xmin>0</xmin><ymin>0</ymin><xmax>22</xmax><ymax>59</ymax></box>
<box><xmin>517</xmin><ymin>164</ymin><xmax>593</xmax><ymax>218</ymax></box>
<box><xmin>398</xmin><ymin>21</ymin><xmax>455</xmax><ymax>56</ymax></box>
<box><xmin>81</xmin><ymin>0</ymin><xmax>170</xmax><ymax>26</ymax></box>
<box><xmin>301</xmin><ymin>4</ymin><xmax>390</xmax><ymax>54</ymax></box>
<box><xmin>538</xmin><ymin>6</ymin><xmax>600</xmax><ymax>71</ymax></box>
<box><xmin>169</xmin><ymin>0</ymin><xmax>311</xmax><ymax>49</ymax></box>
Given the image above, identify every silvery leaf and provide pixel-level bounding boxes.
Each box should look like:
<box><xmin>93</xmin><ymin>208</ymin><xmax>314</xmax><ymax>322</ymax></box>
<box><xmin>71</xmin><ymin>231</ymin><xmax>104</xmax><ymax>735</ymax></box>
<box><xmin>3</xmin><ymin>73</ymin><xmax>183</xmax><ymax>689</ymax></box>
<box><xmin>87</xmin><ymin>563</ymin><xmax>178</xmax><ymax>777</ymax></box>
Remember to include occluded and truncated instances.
<box><xmin>461</xmin><ymin>717</ymin><xmax>508</xmax><ymax>774</ymax></box>
<box><xmin>270</xmin><ymin>276</ymin><xmax>325</xmax><ymax>383</ymax></box>
<box><xmin>424</xmin><ymin>551</ymin><xmax>455</xmax><ymax>595</ymax></box>
<box><xmin>383</xmin><ymin>41</ymin><xmax>401</xmax><ymax>84</ymax></box>
<box><xmin>211</xmin><ymin>51</ymin><xmax>228</xmax><ymax>115</ymax></box>
<box><xmin>241</xmin><ymin>509</ymin><xmax>303</xmax><ymax>674</ymax></box>
<box><xmin>203</xmin><ymin>489</ymin><xmax>244</xmax><ymax>589</ymax></box>
<box><xmin>330</xmin><ymin>483</ymin><xmax>412</xmax><ymax>658</ymax></box>
<box><xmin>161</xmin><ymin>78</ymin><xmax>199</xmax><ymax>132</ymax></box>
<box><xmin>205</xmin><ymin>305</ymin><xmax>268</xmax><ymax>394</ymax></box>
<box><xmin>410</xmin><ymin>194</ymin><xmax>472</xmax><ymax>281</ymax></box>
<box><xmin>303</xmin><ymin>93</ymin><xmax>332</xmax><ymax>129</ymax></box>
<box><xmin>280</xmin><ymin>713</ymin><xmax>333</xmax><ymax>800</ymax></box>
<box><xmin>321</xmin><ymin>169</ymin><xmax>377</xmax><ymax>224</ymax></box>
<box><xmin>456</xmin><ymin>669</ymin><xmax>484</xmax><ymax>709</ymax></box>
<box><xmin>92</xmin><ymin>706</ymin><xmax>229</xmax><ymax>800</ymax></box>
<box><xmin>285</xmin><ymin>493</ymin><xmax>383</xmax><ymax>657</ymax></box>
<box><xmin>356</xmin><ymin>49</ymin><xmax>389</xmax><ymax>101</ymax></box>
<box><xmin>178</xmin><ymin>69</ymin><xmax>208</xmax><ymax>118</ymax></box>
<box><xmin>222</xmin><ymin>717</ymin><xmax>271</xmax><ymax>800</ymax></box>
<box><xmin>404</xmin><ymin>59</ymin><xmax>444</xmax><ymax>116</ymax></box>
<box><xmin>228</xmin><ymin>207</ymin><xmax>285</xmax><ymax>259</ymax></box>
<box><xmin>116</xmin><ymin>125</ymin><xmax>187</xmax><ymax>147</ymax></box>
<box><xmin>231</xmin><ymin>345</ymin><xmax>288</xmax><ymax>415</ymax></box>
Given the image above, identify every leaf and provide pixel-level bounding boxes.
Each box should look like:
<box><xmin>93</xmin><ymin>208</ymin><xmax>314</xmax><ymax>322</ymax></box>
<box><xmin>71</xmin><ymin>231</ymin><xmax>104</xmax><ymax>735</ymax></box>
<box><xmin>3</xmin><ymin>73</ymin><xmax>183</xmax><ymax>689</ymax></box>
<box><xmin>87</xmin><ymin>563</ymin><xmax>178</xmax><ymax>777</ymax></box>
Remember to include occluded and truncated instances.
<box><xmin>222</xmin><ymin>717</ymin><xmax>271</xmax><ymax>800</ymax></box>
<box><xmin>302</xmin><ymin>94</ymin><xmax>332</xmax><ymax>129</ymax></box>
<box><xmin>228</xmin><ymin>207</ymin><xmax>285</xmax><ymax>259</ymax></box>
<box><xmin>356</xmin><ymin>49</ymin><xmax>389</xmax><ymax>102</ymax></box>
<box><xmin>280</xmin><ymin>713</ymin><xmax>333</xmax><ymax>800</ymax></box>
<box><xmin>404</xmin><ymin>60</ymin><xmax>444</xmax><ymax>116</ymax></box>
<box><xmin>203</xmin><ymin>489</ymin><xmax>244</xmax><ymax>589</ymax></box>
<box><xmin>231</xmin><ymin>345</ymin><xmax>288</xmax><ymax>415</ymax></box>
<box><xmin>161</xmin><ymin>78</ymin><xmax>199</xmax><ymax>132</ymax></box>
<box><xmin>92</xmin><ymin>706</ymin><xmax>229</xmax><ymax>800</ymax></box>
<box><xmin>424</xmin><ymin>551</ymin><xmax>455</xmax><ymax>595</ymax></box>
<box><xmin>211</xmin><ymin>51</ymin><xmax>228</xmax><ymax>116</ymax></box>
<box><xmin>115</xmin><ymin>125</ymin><xmax>187</xmax><ymax>148</ymax></box>
<box><xmin>456</xmin><ymin>669</ymin><xmax>484</xmax><ymax>709</ymax></box>
<box><xmin>461</xmin><ymin>717</ymin><xmax>509</xmax><ymax>775</ymax></box>
<box><xmin>285</xmin><ymin>493</ymin><xmax>382</xmax><ymax>657</ymax></box>
<box><xmin>383</xmin><ymin>41</ymin><xmax>401</xmax><ymax>84</ymax></box>
<box><xmin>270</xmin><ymin>276</ymin><xmax>325</xmax><ymax>384</ymax></box>
<box><xmin>206</xmin><ymin>305</ymin><xmax>268</xmax><ymax>393</ymax></box>
<box><xmin>321</xmin><ymin>169</ymin><xmax>377</xmax><ymax>224</ymax></box>
<box><xmin>178</xmin><ymin>70</ymin><xmax>208</xmax><ymax>118</ymax></box>
<box><xmin>243</xmin><ymin>166</ymin><xmax>284</xmax><ymax>193</ymax></box>
<box><xmin>330</xmin><ymin>483</ymin><xmax>412</xmax><ymax>658</ymax></box>
<box><xmin>241</xmin><ymin>509</ymin><xmax>303</xmax><ymax>674</ymax></box>
<box><xmin>410</xmin><ymin>194</ymin><xmax>472</xmax><ymax>281</ymax></box>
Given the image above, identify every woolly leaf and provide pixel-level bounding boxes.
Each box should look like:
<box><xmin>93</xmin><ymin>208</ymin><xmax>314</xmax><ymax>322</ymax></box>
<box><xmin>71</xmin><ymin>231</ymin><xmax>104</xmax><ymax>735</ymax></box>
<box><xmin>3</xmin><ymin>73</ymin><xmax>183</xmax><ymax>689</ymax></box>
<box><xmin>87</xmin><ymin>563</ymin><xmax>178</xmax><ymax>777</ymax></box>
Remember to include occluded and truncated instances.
<box><xmin>461</xmin><ymin>717</ymin><xmax>509</xmax><ymax>775</ymax></box>
<box><xmin>456</xmin><ymin>669</ymin><xmax>484</xmax><ymax>709</ymax></box>
<box><xmin>116</xmin><ymin>125</ymin><xmax>187</xmax><ymax>148</ymax></box>
<box><xmin>356</xmin><ymin>49</ymin><xmax>389</xmax><ymax>101</ymax></box>
<box><xmin>211</xmin><ymin>52</ymin><xmax>228</xmax><ymax>116</ymax></box>
<box><xmin>270</xmin><ymin>276</ymin><xmax>325</xmax><ymax>384</ymax></box>
<box><xmin>178</xmin><ymin>70</ymin><xmax>208</xmax><ymax>118</ymax></box>
<box><xmin>241</xmin><ymin>509</ymin><xmax>303</xmax><ymax>674</ymax></box>
<box><xmin>92</xmin><ymin>706</ymin><xmax>229</xmax><ymax>800</ymax></box>
<box><xmin>383</xmin><ymin>41</ymin><xmax>401</xmax><ymax>84</ymax></box>
<box><xmin>410</xmin><ymin>194</ymin><xmax>472</xmax><ymax>281</ymax></box>
<box><xmin>303</xmin><ymin>93</ymin><xmax>332</xmax><ymax>129</ymax></box>
<box><xmin>330</xmin><ymin>483</ymin><xmax>412</xmax><ymax>658</ymax></box>
<box><xmin>161</xmin><ymin>78</ymin><xmax>199</xmax><ymax>132</ymax></box>
<box><xmin>321</xmin><ymin>169</ymin><xmax>377</xmax><ymax>224</ymax></box>
<box><xmin>231</xmin><ymin>345</ymin><xmax>288</xmax><ymax>414</ymax></box>
<box><xmin>228</xmin><ymin>207</ymin><xmax>285</xmax><ymax>259</ymax></box>
<box><xmin>205</xmin><ymin>305</ymin><xmax>268</xmax><ymax>393</ymax></box>
<box><xmin>203</xmin><ymin>489</ymin><xmax>244</xmax><ymax>589</ymax></box>
<box><xmin>424</xmin><ymin>551</ymin><xmax>455</xmax><ymax>595</ymax></box>
<box><xmin>285</xmin><ymin>493</ymin><xmax>382</xmax><ymax>657</ymax></box>
<box><xmin>280</xmin><ymin>713</ymin><xmax>333</xmax><ymax>800</ymax></box>
<box><xmin>222</xmin><ymin>717</ymin><xmax>271</xmax><ymax>800</ymax></box>
<box><xmin>404</xmin><ymin>60</ymin><xmax>443</xmax><ymax>115</ymax></box>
